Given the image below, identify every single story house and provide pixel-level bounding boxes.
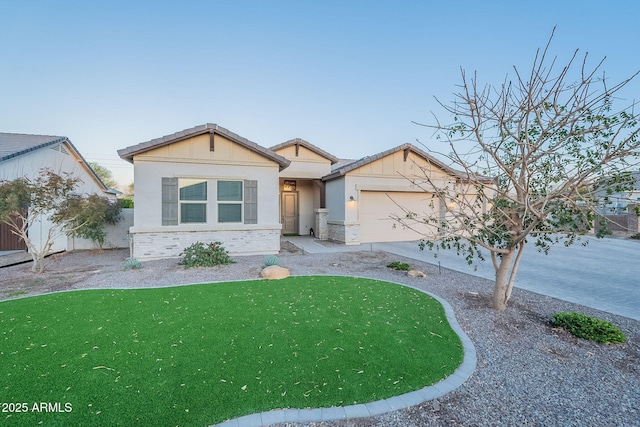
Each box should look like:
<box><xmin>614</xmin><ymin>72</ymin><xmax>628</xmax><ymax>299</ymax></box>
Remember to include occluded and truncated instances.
<box><xmin>118</xmin><ymin>123</ymin><xmax>474</xmax><ymax>259</ymax></box>
<box><xmin>0</xmin><ymin>133</ymin><xmax>115</xmax><ymax>252</ymax></box>
<box><xmin>597</xmin><ymin>171</ymin><xmax>640</xmax><ymax>214</ymax></box>
<box><xmin>594</xmin><ymin>171</ymin><xmax>640</xmax><ymax>234</ymax></box>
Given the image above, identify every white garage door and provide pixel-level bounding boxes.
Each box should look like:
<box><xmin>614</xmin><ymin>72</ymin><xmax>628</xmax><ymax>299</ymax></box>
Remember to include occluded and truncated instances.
<box><xmin>359</xmin><ymin>191</ymin><xmax>439</xmax><ymax>243</ymax></box>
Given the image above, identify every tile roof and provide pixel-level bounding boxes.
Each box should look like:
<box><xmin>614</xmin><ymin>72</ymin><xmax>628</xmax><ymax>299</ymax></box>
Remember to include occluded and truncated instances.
<box><xmin>117</xmin><ymin>123</ymin><xmax>291</xmax><ymax>171</ymax></box>
<box><xmin>322</xmin><ymin>143</ymin><xmax>486</xmax><ymax>182</ymax></box>
<box><xmin>331</xmin><ymin>158</ymin><xmax>357</xmax><ymax>172</ymax></box>
<box><xmin>0</xmin><ymin>132</ymin><xmax>110</xmax><ymax>191</ymax></box>
<box><xmin>270</xmin><ymin>138</ymin><xmax>340</xmax><ymax>164</ymax></box>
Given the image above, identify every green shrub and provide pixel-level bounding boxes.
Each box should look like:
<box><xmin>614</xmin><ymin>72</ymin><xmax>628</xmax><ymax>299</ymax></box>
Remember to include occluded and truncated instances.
<box><xmin>264</xmin><ymin>255</ymin><xmax>279</xmax><ymax>267</ymax></box>
<box><xmin>179</xmin><ymin>242</ymin><xmax>234</xmax><ymax>269</ymax></box>
<box><xmin>387</xmin><ymin>261</ymin><xmax>410</xmax><ymax>271</ymax></box>
<box><xmin>122</xmin><ymin>257</ymin><xmax>142</xmax><ymax>271</ymax></box>
<box><xmin>629</xmin><ymin>232</ymin><xmax>640</xmax><ymax>240</ymax></box>
<box><xmin>551</xmin><ymin>312</ymin><xmax>626</xmax><ymax>343</ymax></box>
<box><xmin>118</xmin><ymin>198</ymin><xmax>134</xmax><ymax>208</ymax></box>
<box><xmin>66</xmin><ymin>194</ymin><xmax>122</xmax><ymax>248</ymax></box>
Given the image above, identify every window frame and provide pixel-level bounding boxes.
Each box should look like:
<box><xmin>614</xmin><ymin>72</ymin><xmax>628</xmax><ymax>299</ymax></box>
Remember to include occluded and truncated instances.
<box><xmin>178</xmin><ymin>178</ymin><xmax>208</xmax><ymax>224</ymax></box>
<box><xmin>217</xmin><ymin>180</ymin><xmax>243</xmax><ymax>223</ymax></box>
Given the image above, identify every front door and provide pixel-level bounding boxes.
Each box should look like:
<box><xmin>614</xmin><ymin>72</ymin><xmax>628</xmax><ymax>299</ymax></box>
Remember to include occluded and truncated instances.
<box><xmin>281</xmin><ymin>192</ymin><xmax>298</xmax><ymax>235</ymax></box>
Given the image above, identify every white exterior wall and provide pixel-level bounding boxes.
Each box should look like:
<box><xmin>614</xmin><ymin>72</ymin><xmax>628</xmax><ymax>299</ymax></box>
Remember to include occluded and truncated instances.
<box><xmin>0</xmin><ymin>143</ymin><xmax>107</xmax><ymax>196</ymax></box>
<box><xmin>275</xmin><ymin>145</ymin><xmax>333</xmax><ymax>179</ymax></box>
<box><xmin>279</xmin><ymin>161</ymin><xmax>331</xmax><ymax>179</ymax></box>
<box><xmin>296</xmin><ymin>180</ymin><xmax>321</xmax><ymax>236</ymax></box>
<box><xmin>0</xmin><ymin>143</ymin><xmax>110</xmax><ymax>253</ymax></box>
<box><xmin>325</xmin><ymin>178</ymin><xmax>346</xmax><ymax>222</ymax></box>
<box><xmin>130</xmin><ymin>159</ymin><xmax>282</xmax><ymax>258</ymax></box>
<box><xmin>69</xmin><ymin>208</ymin><xmax>133</xmax><ymax>250</ymax></box>
<box><xmin>339</xmin><ymin>174</ymin><xmax>437</xmax><ymax>244</ymax></box>
<box><xmin>324</xmin><ymin>177</ymin><xmax>362</xmax><ymax>244</ymax></box>
<box><xmin>132</xmin><ymin>160</ymin><xmax>280</xmax><ymax>227</ymax></box>
<box><xmin>324</xmin><ymin>152</ymin><xmax>454</xmax><ymax>244</ymax></box>
<box><xmin>275</xmin><ymin>145</ymin><xmax>333</xmax><ymax>237</ymax></box>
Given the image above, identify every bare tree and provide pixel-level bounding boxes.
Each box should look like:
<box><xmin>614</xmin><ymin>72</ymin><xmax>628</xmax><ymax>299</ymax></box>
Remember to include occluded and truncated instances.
<box><xmin>393</xmin><ymin>30</ymin><xmax>640</xmax><ymax>310</ymax></box>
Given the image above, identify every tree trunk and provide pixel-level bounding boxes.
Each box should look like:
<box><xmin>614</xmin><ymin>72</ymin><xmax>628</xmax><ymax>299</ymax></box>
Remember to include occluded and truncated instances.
<box><xmin>492</xmin><ymin>249</ymin><xmax>516</xmax><ymax>310</ymax></box>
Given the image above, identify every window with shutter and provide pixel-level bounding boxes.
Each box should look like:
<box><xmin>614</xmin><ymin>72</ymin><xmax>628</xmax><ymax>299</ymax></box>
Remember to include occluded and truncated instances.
<box><xmin>179</xmin><ymin>179</ymin><xmax>207</xmax><ymax>223</ymax></box>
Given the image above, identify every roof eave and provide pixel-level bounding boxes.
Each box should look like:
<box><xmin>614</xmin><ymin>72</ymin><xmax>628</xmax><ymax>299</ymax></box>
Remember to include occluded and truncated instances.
<box><xmin>118</xmin><ymin>124</ymin><xmax>291</xmax><ymax>171</ymax></box>
<box><xmin>62</xmin><ymin>139</ymin><xmax>111</xmax><ymax>193</ymax></box>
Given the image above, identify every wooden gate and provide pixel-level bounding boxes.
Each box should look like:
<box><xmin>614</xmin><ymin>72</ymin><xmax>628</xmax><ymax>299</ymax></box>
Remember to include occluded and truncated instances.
<box><xmin>0</xmin><ymin>209</ymin><xmax>27</xmax><ymax>251</ymax></box>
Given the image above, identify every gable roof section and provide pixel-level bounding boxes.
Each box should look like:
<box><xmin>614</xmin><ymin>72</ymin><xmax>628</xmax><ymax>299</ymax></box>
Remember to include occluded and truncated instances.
<box><xmin>0</xmin><ymin>132</ymin><xmax>110</xmax><ymax>192</ymax></box>
<box><xmin>118</xmin><ymin>123</ymin><xmax>291</xmax><ymax>171</ymax></box>
<box><xmin>0</xmin><ymin>133</ymin><xmax>69</xmax><ymax>162</ymax></box>
<box><xmin>322</xmin><ymin>143</ymin><xmax>485</xmax><ymax>182</ymax></box>
<box><xmin>270</xmin><ymin>138</ymin><xmax>339</xmax><ymax>164</ymax></box>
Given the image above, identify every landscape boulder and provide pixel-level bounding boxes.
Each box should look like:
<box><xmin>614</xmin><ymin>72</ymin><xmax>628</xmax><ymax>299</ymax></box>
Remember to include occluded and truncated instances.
<box><xmin>407</xmin><ymin>269</ymin><xmax>426</xmax><ymax>278</ymax></box>
<box><xmin>261</xmin><ymin>265</ymin><xmax>291</xmax><ymax>280</ymax></box>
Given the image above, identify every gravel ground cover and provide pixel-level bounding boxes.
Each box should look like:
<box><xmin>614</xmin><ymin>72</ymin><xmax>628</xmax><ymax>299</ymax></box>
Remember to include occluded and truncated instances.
<box><xmin>1</xmin><ymin>247</ymin><xmax>639</xmax><ymax>426</ymax></box>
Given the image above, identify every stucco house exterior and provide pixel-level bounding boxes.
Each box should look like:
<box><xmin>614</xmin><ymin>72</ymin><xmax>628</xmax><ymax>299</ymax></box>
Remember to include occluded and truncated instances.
<box><xmin>118</xmin><ymin>123</ymin><xmax>478</xmax><ymax>260</ymax></box>
<box><xmin>593</xmin><ymin>171</ymin><xmax>640</xmax><ymax>234</ymax></box>
<box><xmin>322</xmin><ymin>143</ymin><xmax>471</xmax><ymax>244</ymax></box>
<box><xmin>0</xmin><ymin>133</ymin><xmax>115</xmax><ymax>252</ymax></box>
<box><xmin>597</xmin><ymin>171</ymin><xmax>640</xmax><ymax>214</ymax></box>
<box><xmin>118</xmin><ymin>124</ymin><xmax>290</xmax><ymax>259</ymax></box>
<box><xmin>270</xmin><ymin>138</ymin><xmax>339</xmax><ymax>237</ymax></box>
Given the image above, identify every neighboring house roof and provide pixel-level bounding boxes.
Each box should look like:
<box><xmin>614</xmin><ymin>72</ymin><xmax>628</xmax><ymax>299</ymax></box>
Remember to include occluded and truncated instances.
<box><xmin>118</xmin><ymin>123</ymin><xmax>291</xmax><ymax>171</ymax></box>
<box><xmin>0</xmin><ymin>132</ymin><xmax>110</xmax><ymax>192</ymax></box>
<box><xmin>270</xmin><ymin>138</ymin><xmax>340</xmax><ymax>164</ymax></box>
<box><xmin>0</xmin><ymin>133</ymin><xmax>69</xmax><ymax>162</ymax></box>
<box><xmin>322</xmin><ymin>143</ymin><xmax>490</xmax><ymax>182</ymax></box>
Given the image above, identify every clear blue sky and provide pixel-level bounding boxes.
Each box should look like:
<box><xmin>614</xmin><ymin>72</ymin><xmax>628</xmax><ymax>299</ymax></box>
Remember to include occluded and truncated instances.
<box><xmin>1</xmin><ymin>0</ymin><xmax>639</xmax><ymax>186</ymax></box>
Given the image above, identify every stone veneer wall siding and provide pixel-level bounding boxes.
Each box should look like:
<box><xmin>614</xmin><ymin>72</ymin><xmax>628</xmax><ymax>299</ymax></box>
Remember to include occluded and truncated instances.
<box><xmin>131</xmin><ymin>228</ymin><xmax>280</xmax><ymax>259</ymax></box>
<box><xmin>327</xmin><ymin>221</ymin><xmax>360</xmax><ymax>245</ymax></box>
<box><xmin>314</xmin><ymin>209</ymin><xmax>329</xmax><ymax>240</ymax></box>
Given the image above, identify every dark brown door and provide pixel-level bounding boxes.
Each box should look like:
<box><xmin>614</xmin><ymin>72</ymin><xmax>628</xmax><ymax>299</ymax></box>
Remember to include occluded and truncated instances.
<box><xmin>0</xmin><ymin>209</ymin><xmax>27</xmax><ymax>251</ymax></box>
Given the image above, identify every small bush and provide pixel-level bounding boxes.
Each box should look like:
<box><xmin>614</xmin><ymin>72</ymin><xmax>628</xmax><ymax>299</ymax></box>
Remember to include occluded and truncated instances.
<box><xmin>122</xmin><ymin>257</ymin><xmax>142</xmax><ymax>271</ymax></box>
<box><xmin>264</xmin><ymin>255</ymin><xmax>279</xmax><ymax>267</ymax></box>
<box><xmin>629</xmin><ymin>232</ymin><xmax>640</xmax><ymax>240</ymax></box>
<box><xmin>551</xmin><ymin>312</ymin><xmax>626</xmax><ymax>343</ymax></box>
<box><xmin>387</xmin><ymin>261</ymin><xmax>410</xmax><ymax>271</ymax></box>
<box><xmin>179</xmin><ymin>242</ymin><xmax>234</xmax><ymax>269</ymax></box>
<box><xmin>118</xmin><ymin>198</ymin><xmax>134</xmax><ymax>208</ymax></box>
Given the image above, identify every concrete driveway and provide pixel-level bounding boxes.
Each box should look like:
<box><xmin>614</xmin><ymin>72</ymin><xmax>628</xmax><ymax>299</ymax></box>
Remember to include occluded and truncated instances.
<box><xmin>374</xmin><ymin>237</ymin><xmax>640</xmax><ymax>321</ymax></box>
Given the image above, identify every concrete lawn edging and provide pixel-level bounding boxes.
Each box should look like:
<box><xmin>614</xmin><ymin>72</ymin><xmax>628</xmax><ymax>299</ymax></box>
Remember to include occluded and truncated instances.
<box><xmin>212</xmin><ymin>279</ymin><xmax>477</xmax><ymax>427</ymax></box>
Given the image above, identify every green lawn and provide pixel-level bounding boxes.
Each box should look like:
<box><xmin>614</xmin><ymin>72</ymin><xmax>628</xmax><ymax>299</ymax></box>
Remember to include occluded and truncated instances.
<box><xmin>0</xmin><ymin>276</ymin><xmax>463</xmax><ymax>426</ymax></box>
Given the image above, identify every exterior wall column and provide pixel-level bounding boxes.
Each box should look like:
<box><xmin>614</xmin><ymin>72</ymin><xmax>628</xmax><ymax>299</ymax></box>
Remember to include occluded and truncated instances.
<box><xmin>314</xmin><ymin>208</ymin><xmax>329</xmax><ymax>240</ymax></box>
